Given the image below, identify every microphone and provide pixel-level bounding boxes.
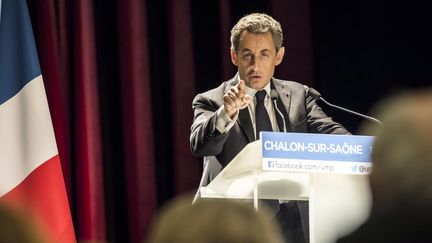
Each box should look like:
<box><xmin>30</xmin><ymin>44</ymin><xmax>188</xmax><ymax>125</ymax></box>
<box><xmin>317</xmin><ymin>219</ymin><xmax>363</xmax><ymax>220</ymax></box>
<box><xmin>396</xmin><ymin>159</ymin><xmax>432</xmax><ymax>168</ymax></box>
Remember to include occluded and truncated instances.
<box><xmin>307</xmin><ymin>87</ymin><xmax>383</xmax><ymax>126</ymax></box>
<box><xmin>270</xmin><ymin>89</ymin><xmax>287</xmax><ymax>132</ymax></box>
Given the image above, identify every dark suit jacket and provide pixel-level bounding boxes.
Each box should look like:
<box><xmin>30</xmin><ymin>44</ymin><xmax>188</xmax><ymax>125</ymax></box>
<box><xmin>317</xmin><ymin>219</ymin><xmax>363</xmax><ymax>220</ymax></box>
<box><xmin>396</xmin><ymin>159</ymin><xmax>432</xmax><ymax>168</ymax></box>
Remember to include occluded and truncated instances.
<box><xmin>190</xmin><ymin>75</ymin><xmax>350</xmax><ymax>190</ymax></box>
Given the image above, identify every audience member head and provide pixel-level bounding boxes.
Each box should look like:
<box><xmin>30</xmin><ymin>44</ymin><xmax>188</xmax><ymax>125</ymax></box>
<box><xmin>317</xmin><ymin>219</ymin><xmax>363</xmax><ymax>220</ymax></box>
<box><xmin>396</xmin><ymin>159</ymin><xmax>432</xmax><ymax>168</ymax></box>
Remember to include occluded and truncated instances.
<box><xmin>146</xmin><ymin>194</ymin><xmax>284</xmax><ymax>243</ymax></box>
<box><xmin>361</xmin><ymin>89</ymin><xmax>432</xmax><ymax>214</ymax></box>
<box><xmin>0</xmin><ymin>203</ymin><xmax>46</xmax><ymax>243</ymax></box>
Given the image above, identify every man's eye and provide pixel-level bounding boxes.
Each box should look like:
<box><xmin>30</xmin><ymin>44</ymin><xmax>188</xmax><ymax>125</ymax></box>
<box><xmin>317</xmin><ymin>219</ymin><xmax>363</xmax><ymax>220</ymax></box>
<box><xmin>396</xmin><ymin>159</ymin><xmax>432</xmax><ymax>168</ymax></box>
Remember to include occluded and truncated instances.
<box><xmin>244</xmin><ymin>53</ymin><xmax>252</xmax><ymax>59</ymax></box>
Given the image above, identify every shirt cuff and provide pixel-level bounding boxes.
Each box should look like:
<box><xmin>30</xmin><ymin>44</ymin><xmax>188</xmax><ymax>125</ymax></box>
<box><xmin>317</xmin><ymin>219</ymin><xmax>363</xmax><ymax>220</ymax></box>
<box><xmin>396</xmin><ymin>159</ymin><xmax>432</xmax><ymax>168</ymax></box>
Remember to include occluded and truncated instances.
<box><xmin>216</xmin><ymin>106</ymin><xmax>238</xmax><ymax>133</ymax></box>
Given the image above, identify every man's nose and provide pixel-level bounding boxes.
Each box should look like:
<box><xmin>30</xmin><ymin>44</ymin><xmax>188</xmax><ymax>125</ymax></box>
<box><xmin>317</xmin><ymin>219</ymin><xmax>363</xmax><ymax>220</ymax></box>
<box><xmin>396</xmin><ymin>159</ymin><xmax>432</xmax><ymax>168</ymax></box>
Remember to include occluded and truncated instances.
<box><xmin>250</xmin><ymin>56</ymin><xmax>261</xmax><ymax>70</ymax></box>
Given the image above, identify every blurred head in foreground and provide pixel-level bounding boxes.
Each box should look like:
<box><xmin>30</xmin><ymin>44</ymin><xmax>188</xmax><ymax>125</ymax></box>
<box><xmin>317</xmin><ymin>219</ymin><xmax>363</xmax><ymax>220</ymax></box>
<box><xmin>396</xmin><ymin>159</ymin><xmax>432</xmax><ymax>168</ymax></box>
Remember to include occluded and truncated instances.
<box><xmin>146</xmin><ymin>195</ymin><xmax>284</xmax><ymax>243</ymax></box>
<box><xmin>0</xmin><ymin>203</ymin><xmax>46</xmax><ymax>243</ymax></box>
<box><xmin>362</xmin><ymin>88</ymin><xmax>432</xmax><ymax>214</ymax></box>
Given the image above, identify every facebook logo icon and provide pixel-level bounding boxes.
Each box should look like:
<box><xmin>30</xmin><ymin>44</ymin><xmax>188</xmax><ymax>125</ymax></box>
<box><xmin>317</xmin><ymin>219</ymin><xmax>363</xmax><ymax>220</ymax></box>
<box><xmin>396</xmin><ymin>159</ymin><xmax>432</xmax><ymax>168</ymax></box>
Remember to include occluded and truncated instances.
<box><xmin>268</xmin><ymin>161</ymin><xmax>275</xmax><ymax>168</ymax></box>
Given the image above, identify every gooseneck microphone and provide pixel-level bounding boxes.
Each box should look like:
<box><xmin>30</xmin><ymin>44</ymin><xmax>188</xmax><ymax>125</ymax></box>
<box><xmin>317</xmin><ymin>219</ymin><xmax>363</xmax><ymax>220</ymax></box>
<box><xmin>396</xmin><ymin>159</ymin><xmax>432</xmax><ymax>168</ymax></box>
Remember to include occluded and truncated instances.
<box><xmin>307</xmin><ymin>87</ymin><xmax>383</xmax><ymax>126</ymax></box>
<box><xmin>270</xmin><ymin>89</ymin><xmax>287</xmax><ymax>132</ymax></box>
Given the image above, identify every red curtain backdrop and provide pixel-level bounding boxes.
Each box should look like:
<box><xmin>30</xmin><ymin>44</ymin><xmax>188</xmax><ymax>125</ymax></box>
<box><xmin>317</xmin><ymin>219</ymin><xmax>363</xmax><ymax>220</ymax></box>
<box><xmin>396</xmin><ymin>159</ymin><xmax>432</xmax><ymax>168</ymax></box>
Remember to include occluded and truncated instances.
<box><xmin>26</xmin><ymin>0</ymin><xmax>432</xmax><ymax>242</ymax></box>
<box><xmin>270</xmin><ymin>0</ymin><xmax>314</xmax><ymax>86</ymax></box>
<box><xmin>73</xmin><ymin>0</ymin><xmax>106</xmax><ymax>240</ymax></box>
<box><xmin>168</xmin><ymin>0</ymin><xmax>199</xmax><ymax>194</ymax></box>
<box><xmin>117</xmin><ymin>0</ymin><xmax>156</xmax><ymax>242</ymax></box>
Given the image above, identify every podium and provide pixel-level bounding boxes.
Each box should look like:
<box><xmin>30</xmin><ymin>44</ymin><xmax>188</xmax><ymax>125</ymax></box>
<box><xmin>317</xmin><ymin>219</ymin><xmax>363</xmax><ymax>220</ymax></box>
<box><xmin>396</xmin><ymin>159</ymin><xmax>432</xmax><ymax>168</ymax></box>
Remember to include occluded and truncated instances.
<box><xmin>200</xmin><ymin>132</ymin><xmax>374</xmax><ymax>243</ymax></box>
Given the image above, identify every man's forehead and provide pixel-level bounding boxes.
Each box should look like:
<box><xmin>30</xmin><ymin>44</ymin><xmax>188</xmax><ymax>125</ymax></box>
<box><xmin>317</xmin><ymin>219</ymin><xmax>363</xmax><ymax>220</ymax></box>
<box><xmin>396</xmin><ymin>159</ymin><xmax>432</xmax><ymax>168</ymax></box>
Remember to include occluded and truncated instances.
<box><xmin>239</xmin><ymin>31</ymin><xmax>273</xmax><ymax>41</ymax></box>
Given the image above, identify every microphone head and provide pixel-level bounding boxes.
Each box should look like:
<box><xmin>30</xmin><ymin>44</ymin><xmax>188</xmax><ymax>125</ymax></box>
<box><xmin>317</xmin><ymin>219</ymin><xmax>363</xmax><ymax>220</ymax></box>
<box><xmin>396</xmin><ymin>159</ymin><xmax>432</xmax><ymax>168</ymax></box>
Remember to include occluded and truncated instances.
<box><xmin>270</xmin><ymin>89</ymin><xmax>279</xmax><ymax>100</ymax></box>
<box><xmin>308</xmin><ymin>87</ymin><xmax>322</xmax><ymax>100</ymax></box>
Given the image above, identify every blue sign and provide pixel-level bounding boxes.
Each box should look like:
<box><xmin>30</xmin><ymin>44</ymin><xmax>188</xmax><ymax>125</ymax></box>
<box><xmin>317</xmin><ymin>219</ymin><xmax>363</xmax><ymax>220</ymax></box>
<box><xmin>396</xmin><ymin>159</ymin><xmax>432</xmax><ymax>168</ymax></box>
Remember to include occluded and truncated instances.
<box><xmin>261</xmin><ymin>132</ymin><xmax>375</xmax><ymax>174</ymax></box>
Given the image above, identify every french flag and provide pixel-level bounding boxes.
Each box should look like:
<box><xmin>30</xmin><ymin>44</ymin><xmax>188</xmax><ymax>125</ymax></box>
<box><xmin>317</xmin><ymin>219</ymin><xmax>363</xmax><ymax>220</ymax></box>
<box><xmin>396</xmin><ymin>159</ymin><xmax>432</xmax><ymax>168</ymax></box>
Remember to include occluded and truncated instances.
<box><xmin>0</xmin><ymin>0</ymin><xmax>75</xmax><ymax>242</ymax></box>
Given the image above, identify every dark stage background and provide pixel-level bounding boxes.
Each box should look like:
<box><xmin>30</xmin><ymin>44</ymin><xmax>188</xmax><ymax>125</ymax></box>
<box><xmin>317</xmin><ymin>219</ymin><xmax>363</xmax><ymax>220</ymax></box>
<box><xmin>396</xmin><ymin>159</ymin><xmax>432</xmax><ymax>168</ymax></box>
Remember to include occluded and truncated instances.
<box><xmin>27</xmin><ymin>0</ymin><xmax>431</xmax><ymax>242</ymax></box>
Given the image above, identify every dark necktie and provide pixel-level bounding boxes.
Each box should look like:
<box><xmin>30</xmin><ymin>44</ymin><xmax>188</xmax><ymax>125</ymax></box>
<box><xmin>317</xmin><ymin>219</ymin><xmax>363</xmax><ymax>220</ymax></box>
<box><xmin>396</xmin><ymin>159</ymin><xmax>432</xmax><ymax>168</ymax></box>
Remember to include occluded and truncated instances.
<box><xmin>255</xmin><ymin>90</ymin><xmax>273</xmax><ymax>140</ymax></box>
<box><xmin>255</xmin><ymin>90</ymin><xmax>280</xmax><ymax>215</ymax></box>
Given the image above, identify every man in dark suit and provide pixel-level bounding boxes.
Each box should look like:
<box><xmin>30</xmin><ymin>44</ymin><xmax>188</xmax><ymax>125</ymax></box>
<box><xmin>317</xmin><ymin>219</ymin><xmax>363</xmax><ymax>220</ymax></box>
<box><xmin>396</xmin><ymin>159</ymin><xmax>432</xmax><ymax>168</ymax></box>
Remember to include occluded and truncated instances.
<box><xmin>190</xmin><ymin>13</ymin><xmax>349</xmax><ymax>243</ymax></box>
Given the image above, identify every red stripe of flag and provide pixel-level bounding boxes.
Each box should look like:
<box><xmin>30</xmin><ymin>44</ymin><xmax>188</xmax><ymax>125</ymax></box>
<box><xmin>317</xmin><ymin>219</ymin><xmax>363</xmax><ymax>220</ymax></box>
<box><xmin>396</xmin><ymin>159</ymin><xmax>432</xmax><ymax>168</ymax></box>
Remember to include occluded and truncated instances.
<box><xmin>0</xmin><ymin>155</ymin><xmax>75</xmax><ymax>242</ymax></box>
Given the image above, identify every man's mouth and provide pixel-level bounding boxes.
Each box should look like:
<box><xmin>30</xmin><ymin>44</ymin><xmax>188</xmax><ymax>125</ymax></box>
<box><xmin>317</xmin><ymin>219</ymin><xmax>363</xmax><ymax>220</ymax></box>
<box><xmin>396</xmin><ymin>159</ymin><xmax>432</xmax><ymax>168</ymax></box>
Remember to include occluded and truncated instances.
<box><xmin>249</xmin><ymin>75</ymin><xmax>262</xmax><ymax>80</ymax></box>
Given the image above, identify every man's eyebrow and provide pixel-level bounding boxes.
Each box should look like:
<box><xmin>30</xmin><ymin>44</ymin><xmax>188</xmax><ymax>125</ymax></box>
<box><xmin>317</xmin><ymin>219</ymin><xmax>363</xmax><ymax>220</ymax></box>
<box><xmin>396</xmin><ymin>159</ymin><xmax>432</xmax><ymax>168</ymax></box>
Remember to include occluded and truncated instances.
<box><xmin>240</xmin><ymin>48</ymin><xmax>252</xmax><ymax>53</ymax></box>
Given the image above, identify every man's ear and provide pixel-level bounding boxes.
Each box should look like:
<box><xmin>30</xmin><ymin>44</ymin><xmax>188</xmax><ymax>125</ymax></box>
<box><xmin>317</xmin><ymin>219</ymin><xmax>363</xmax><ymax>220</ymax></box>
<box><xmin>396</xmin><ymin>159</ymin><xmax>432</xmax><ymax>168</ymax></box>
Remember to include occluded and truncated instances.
<box><xmin>230</xmin><ymin>48</ymin><xmax>239</xmax><ymax>66</ymax></box>
<box><xmin>275</xmin><ymin>47</ymin><xmax>285</xmax><ymax>66</ymax></box>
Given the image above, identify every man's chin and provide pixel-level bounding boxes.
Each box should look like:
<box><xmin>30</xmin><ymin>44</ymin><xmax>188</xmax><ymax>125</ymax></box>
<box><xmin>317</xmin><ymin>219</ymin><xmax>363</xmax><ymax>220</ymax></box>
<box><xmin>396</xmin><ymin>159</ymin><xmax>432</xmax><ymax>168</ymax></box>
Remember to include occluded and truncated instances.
<box><xmin>247</xmin><ymin>79</ymin><xmax>268</xmax><ymax>90</ymax></box>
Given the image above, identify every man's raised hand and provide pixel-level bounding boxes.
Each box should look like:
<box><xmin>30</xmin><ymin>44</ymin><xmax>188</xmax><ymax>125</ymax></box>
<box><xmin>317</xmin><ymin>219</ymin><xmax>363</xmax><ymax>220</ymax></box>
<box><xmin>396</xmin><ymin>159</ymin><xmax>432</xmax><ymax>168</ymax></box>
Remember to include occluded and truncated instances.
<box><xmin>223</xmin><ymin>79</ymin><xmax>251</xmax><ymax>118</ymax></box>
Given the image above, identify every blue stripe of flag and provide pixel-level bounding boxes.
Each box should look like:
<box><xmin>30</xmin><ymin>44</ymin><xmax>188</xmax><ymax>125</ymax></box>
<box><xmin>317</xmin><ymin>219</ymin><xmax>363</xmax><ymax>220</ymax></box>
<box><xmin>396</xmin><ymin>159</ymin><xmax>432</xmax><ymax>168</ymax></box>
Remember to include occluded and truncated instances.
<box><xmin>0</xmin><ymin>0</ymin><xmax>3</xmax><ymax>24</ymax></box>
<box><xmin>0</xmin><ymin>0</ymin><xmax>41</xmax><ymax>106</ymax></box>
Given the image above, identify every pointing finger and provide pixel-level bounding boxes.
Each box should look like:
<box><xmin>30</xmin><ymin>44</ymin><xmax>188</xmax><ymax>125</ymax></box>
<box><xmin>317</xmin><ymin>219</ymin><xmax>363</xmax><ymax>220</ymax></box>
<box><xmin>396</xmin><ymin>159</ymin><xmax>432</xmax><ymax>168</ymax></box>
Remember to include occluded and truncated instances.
<box><xmin>237</xmin><ymin>79</ymin><xmax>246</xmax><ymax>93</ymax></box>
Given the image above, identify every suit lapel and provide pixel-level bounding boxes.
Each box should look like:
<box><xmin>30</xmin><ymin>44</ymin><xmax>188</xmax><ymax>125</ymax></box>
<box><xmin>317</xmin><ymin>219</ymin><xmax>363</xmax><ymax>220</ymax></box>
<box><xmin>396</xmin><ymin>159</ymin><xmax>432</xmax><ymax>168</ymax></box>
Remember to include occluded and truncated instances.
<box><xmin>272</xmin><ymin>80</ymin><xmax>293</xmax><ymax>132</ymax></box>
